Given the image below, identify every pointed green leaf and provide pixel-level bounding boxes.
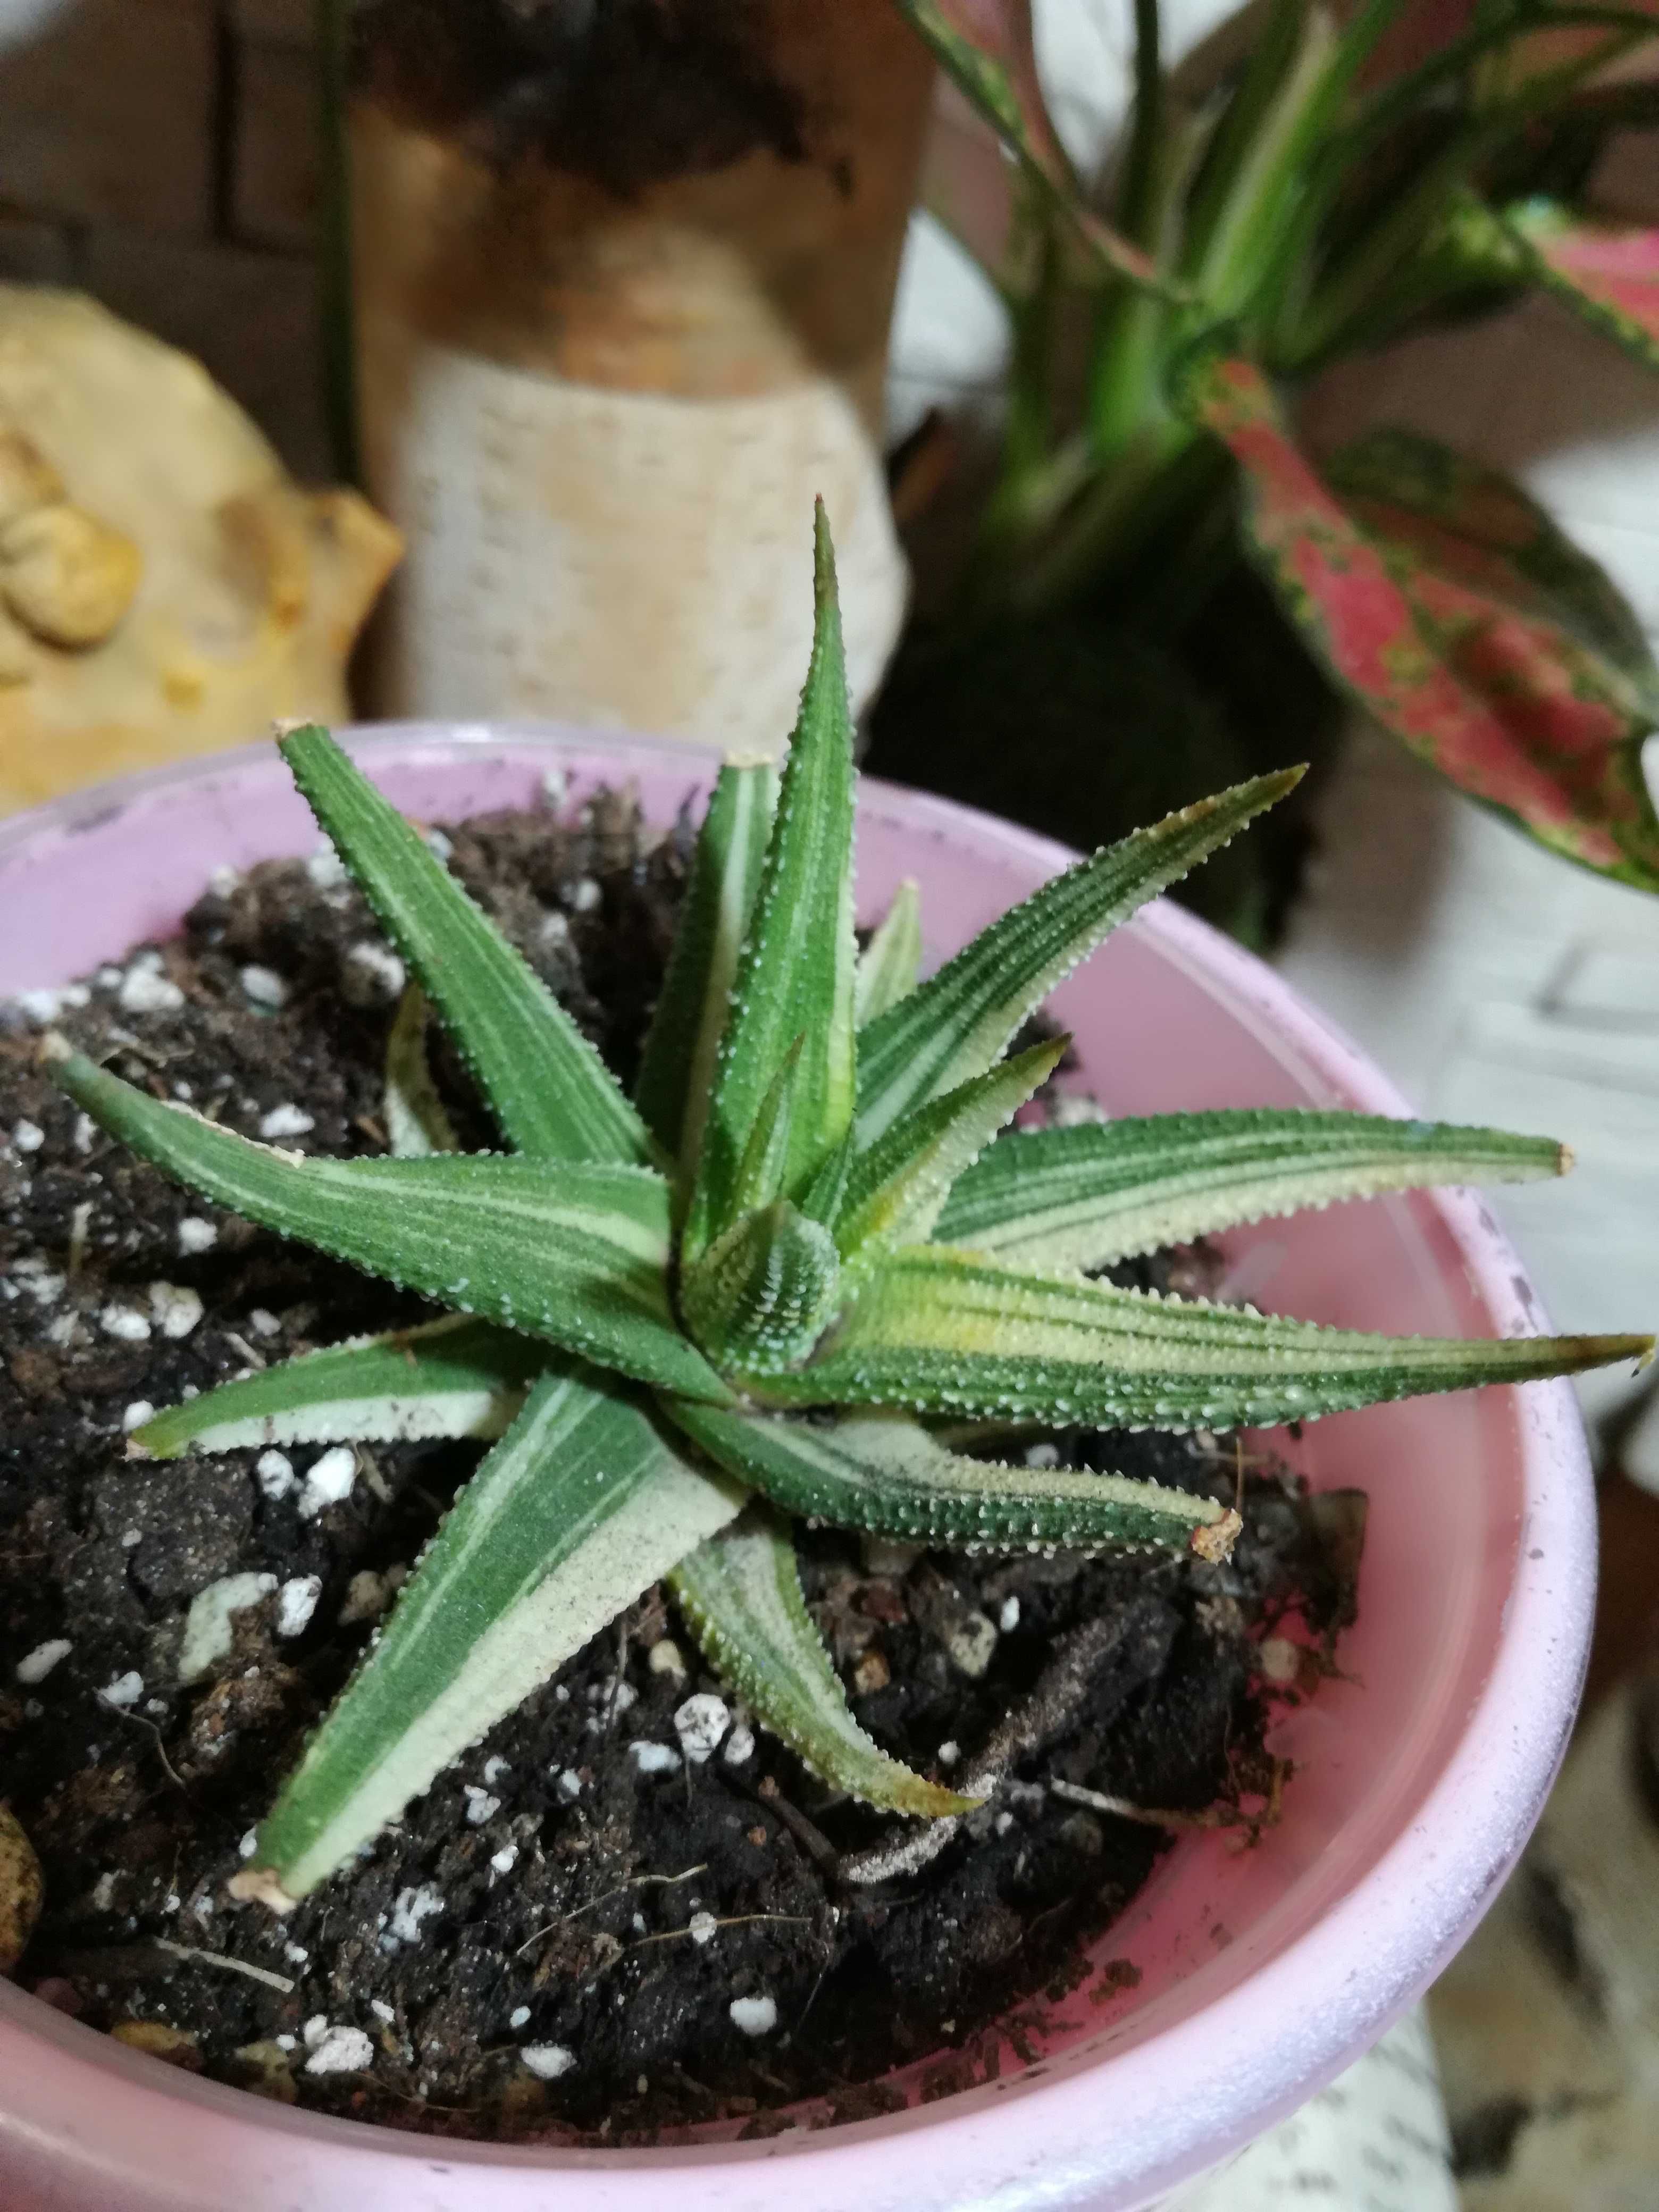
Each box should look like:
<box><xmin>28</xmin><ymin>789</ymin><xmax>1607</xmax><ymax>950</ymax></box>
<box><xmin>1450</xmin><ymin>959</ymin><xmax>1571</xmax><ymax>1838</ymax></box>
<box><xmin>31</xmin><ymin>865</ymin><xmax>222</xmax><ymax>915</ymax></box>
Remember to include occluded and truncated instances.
<box><xmin>681</xmin><ymin>1201</ymin><xmax>841</xmax><ymax>1375</ymax></box>
<box><xmin>384</xmin><ymin>983</ymin><xmax>459</xmax><ymax>1159</ymax></box>
<box><xmin>935</xmin><ymin>1109</ymin><xmax>1570</xmax><ymax>1272</ymax></box>
<box><xmin>668</xmin><ymin>1507</ymin><xmax>972</xmax><ymax>1819</ymax></box>
<box><xmin>634</xmin><ymin>757</ymin><xmax>778</xmax><ymax>1169</ymax></box>
<box><xmin>761</xmin><ymin>1245</ymin><xmax>1652</xmax><ymax>1429</ymax></box>
<box><xmin>279</xmin><ymin>725</ymin><xmax>651</xmax><ymax>1167</ymax></box>
<box><xmin>237</xmin><ymin>1367</ymin><xmax>744</xmax><ymax>1904</ymax></box>
<box><xmin>837</xmin><ymin>1036</ymin><xmax>1066</xmax><ymax>1279</ymax></box>
<box><xmin>728</xmin><ymin>1036</ymin><xmax>806</xmax><ymax>1221</ymax></box>
<box><xmin>855</xmin><ymin>879</ymin><xmax>923</xmax><ymax>1027</ymax></box>
<box><xmin>1179</xmin><ymin>356</ymin><xmax>1659</xmax><ymax>892</ymax></box>
<box><xmin>131</xmin><ymin>1316</ymin><xmax>541</xmax><ymax>1459</ymax></box>
<box><xmin>854</xmin><ymin>772</ymin><xmax>1301</xmax><ymax>1145</ymax></box>
<box><xmin>1502</xmin><ymin>199</ymin><xmax>1659</xmax><ymax>375</ymax></box>
<box><xmin>685</xmin><ymin>505</ymin><xmax>859</xmax><ymax>1257</ymax></box>
<box><xmin>669</xmin><ymin>1400</ymin><xmax>1224</xmax><ymax>1554</ymax></box>
<box><xmin>44</xmin><ymin>1043</ymin><xmax>729</xmax><ymax>1402</ymax></box>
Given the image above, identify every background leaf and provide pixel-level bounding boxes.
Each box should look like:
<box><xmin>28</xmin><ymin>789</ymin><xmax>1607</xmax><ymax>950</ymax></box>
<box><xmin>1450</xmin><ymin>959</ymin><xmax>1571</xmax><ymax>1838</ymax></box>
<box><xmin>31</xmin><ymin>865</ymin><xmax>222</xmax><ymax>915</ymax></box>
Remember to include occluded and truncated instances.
<box><xmin>1184</xmin><ymin>355</ymin><xmax>1659</xmax><ymax>891</ymax></box>
<box><xmin>1504</xmin><ymin>198</ymin><xmax>1659</xmax><ymax>372</ymax></box>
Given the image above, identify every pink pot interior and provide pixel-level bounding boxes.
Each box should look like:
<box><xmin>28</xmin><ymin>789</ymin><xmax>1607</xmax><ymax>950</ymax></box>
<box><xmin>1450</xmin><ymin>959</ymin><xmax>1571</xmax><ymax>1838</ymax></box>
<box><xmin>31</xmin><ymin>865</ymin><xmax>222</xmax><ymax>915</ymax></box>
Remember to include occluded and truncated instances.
<box><xmin>0</xmin><ymin>727</ymin><xmax>1593</xmax><ymax>2211</ymax></box>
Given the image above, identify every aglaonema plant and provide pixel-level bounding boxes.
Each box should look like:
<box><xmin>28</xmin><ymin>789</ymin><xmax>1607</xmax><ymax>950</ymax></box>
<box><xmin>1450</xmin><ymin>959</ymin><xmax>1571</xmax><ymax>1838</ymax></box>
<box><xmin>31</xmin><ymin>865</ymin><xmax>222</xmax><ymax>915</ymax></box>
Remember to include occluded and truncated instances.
<box><xmin>43</xmin><ymin>507</ymin><xmax>1650</xmax><ymax>1911</ymax></box>
<box><xmin>885</xmin><ymin>0</ymin><xmax>1659</xmax><ymax>898</ymax></box>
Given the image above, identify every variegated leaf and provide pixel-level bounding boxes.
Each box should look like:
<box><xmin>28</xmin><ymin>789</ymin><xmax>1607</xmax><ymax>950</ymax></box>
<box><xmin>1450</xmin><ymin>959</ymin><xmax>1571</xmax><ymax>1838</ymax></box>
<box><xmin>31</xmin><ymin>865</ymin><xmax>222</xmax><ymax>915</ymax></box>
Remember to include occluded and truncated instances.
<box><xmin>131</xmin><ymin>1316</ymin><xmax>541</xmax><ymax>1458</ymax></box>
<box><xmin>892</xmin><ymin>0</ymin><xmax>1170</xmax><ymax>291</ymax></box>
<box><xmin>44</xmin><ymin>1042</ymin><xmax>729</xmax><ymax>1403</ymax></box>
<box><xmin>384</xmin><ymin>983</ymin><xmax>459</xmax><ymax>1159</ymax></box>
<box><xmin>1182</xmin><ymin>355</ymin><xmax>1659</xmax><ymax>891</ymax></box>
<box><xmin>836</xmin><ymin>1036</ymin><xmax>1065</xmax><ymax>1279</ymax></box>
<box><xmin>763</xmin><ymin>1245</ymin><xmax>1651</xmax><ymax>1429</ymax></box>
<box><xmin>280</xmin><ymin>725</ymin><xmax>652</xmax><ymax>1167</ymax></box>
<box><xmin>634</xmin><ymin>757</ymin><xmax>777</xmax><ymax>1171</ymax></box>
<box><xmin>1503</xmin><ymin>199</ymin><xmax>1659</xmax><ymax>374</ymax></box>
<box><xmin>233</xmin><ymin>1367</ymin><xmax>743</xmax><ymax>1905</ymax></box>
<box><xmin>686</xmin><ymin>505</ymin><xmax>859</xmax><ymax>1258</ymax></box>
<box><xmin>855</xmin><ymin>878</ymin><xmax>924</xmax><ymax>1028</ymax></box>
<box><xmin>682</xmin><ymin>1201</ymin><xmax>842</xmax><ymax>1375</ymax></box>
<box><xmin>668</xmin><ymin>1400</ymin><xmax>1226</xmax><ymax>1553</ymax></box>
<box><xmin>934</xmin><ymin>1108</ymin><xmax>1569</xmax><ymax>1271</ymax></box>
<box><xmin>668</xmin><ymin>1507</ymin><xmax>973</xmax><ymax>1819</ymax></box>
<box><xmin>854</xmin><ymin>770</ymin><xmax>1301</xmax><ymax>1145</ymax></box>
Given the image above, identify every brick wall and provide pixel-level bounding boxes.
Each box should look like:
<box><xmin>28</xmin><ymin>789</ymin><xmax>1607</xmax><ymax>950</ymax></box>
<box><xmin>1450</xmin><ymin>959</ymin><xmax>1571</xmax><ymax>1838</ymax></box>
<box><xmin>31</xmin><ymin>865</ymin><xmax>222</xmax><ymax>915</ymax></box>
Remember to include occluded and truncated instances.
<box><xmin>0</xmin><ymin>0</ymin><xmax>325</xmax><ymax>476</ymax></box>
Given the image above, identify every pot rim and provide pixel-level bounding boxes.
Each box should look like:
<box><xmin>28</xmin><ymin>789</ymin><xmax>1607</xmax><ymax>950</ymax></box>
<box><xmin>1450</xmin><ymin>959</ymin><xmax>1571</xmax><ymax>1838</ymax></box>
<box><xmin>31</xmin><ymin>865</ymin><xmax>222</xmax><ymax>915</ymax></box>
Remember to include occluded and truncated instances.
<box><xmin>0</xmin><ymin>723</ymin><xmax>1596</xmax><ymax>2209</ymax></box>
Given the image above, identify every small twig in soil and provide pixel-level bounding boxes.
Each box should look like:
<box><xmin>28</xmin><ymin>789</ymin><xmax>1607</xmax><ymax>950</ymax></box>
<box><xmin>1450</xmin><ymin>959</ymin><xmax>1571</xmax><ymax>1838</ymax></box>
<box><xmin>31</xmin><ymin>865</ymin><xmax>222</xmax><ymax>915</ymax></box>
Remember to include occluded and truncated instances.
<box><xmin>221</xmin><ymin>1330</ymin><xmax>266</xmax><ymax>1371</ymax></box>
<box><xmin>628</xmin><ymin>1912</ymin><xmax>810</xmax><ymax>1951</ymax></box>
<box><xmin>841</xmin><ymin>1602</ymin><xmax>1169</xmax><ymax>1886</ymax></box>
<box><xmin>65</xmin><ymin>1200</ymin><xmax>91</xmax><ymax>1283</ymax></box>
<box><xmin>105</xmin><ymin>1703</ymin><xmax>189</xmax><ymax>1794</ymax></box>
<box><xmin>515</xmin><ymin>1864</ymin><xmax>708</xmax><ymax>1954</ymax></box>
<box><xmin>1048</xmin><ymin>1778</ymin><xmax>1243</xmax><ymax>1831</ymax></box>
<box><xmin>752</xmin><ymin>1775</ymin><xmax>840</xmax><ymax>1875</ymax></box>
<box><xmin>152</xmin><ymin>1937</ymin><xmax>295</xmax><ymax>1993</ymax></box>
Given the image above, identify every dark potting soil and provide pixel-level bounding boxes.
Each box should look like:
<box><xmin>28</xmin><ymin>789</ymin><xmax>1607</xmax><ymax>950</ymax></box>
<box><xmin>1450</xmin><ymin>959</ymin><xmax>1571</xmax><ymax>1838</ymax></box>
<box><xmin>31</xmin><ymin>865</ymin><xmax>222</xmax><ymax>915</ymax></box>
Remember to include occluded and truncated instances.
<box><xmin>0</xmin><ymin>783</ymin><xmax>1361</xmax><ymax>2143</ymax></box>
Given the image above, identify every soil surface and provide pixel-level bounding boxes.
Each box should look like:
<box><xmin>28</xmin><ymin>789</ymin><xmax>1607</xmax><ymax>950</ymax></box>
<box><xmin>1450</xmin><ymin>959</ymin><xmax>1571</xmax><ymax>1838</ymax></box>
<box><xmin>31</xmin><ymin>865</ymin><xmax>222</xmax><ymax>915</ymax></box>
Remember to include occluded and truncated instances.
<box><xmin>0</xmin><ymin>784</ymin><xmax>1360</xmax><ymax>2143</ymax></box>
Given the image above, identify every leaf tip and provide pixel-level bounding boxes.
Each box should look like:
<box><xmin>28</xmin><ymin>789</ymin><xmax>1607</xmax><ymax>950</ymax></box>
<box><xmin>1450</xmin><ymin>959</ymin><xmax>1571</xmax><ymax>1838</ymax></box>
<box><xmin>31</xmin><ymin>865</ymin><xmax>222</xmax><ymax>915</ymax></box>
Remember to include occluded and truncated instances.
<box><xmin>225</xmin><ymin>1863</ymin><xmax>299</xmax><ymax>1916</ymax></box>
<box><xmin>1556</xmin><ymin>1142</ymin><xmax>1576</xmax><ymax>1177</ymax></box>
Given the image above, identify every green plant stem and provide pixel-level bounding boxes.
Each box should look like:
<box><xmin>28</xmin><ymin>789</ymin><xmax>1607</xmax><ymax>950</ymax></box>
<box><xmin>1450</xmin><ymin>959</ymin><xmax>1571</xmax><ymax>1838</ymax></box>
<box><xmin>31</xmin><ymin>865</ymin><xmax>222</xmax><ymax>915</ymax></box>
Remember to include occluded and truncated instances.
<box><xmin>1121</xmin><ymin>0</ymin><xmax>1166</xmax><ymax>244</ymax></box>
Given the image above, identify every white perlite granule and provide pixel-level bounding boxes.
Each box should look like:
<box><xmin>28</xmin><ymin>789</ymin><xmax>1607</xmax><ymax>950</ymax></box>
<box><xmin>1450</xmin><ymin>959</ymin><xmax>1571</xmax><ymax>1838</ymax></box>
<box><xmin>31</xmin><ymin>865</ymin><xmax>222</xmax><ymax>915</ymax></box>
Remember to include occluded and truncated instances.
<box><xmin>463</xmin><ymin>1786</ymin><xmax>501</xmax><ymax>1826</ymax></box>
<box><xmin>490</xmin><ymin>1844</ymin><xmax>519</xmax><ymax>1876</ymax></box>
<box><xmin>119</xmin><ymin>956</ymin><xmax>183</xmax><ymax>1015</ymax></box>
<box><xmin>255</xmin><ymin>1449</ymin><xmax>295</xmax><ymax>1500</ymax></box>
<box><xmin>149</xmin><ymin>1281</ymin><xmax>203</xmax><ymax>1339</ymax></box>
<box><xmin>688</xmin><ymin>1911</ymin><xmax>718</xmax><ymax>1947</ymax></box>
<box><xmin>177</xmin><ymin>1217</ymin><xmax>217</xmax><ymax>1255</ymax></box>
<box><xmin>628</xmin><ymin>1740</ymin><xmax>680</xmax><ymax>1776</ymax></box>
<box><xmin>179</xmin><ymin>1571</ymin><xmax>277</xmax><ymax>1683</ymax></box>
<box><xmin>122</xmin><ymin>1401</ymin><xmax>155</xmax><ymax>1433</ymax></box>
<box><xmin>509</xmin><ymin>2005</ymin><xmax>531</xmax><ymax>2029</ymax></box>
<box><xmin>388</xmin><ymin>1885</ymin><xmax>443</xmax><ymax>1945</ymax></box>
<box><xmin>99</xmin><ymin>1671</ymin><xmax>143</xmax><ymax>1708</ymax></box>
<box><xmin>521</xmin><ymin>2045</ymin><xmax>575</xmax><ymax>2080</ymax></box>
<box><xmin>259</xmin><ymin>1103</ymin><xmax>314</xmax><ymax>1140</ymax></box>
<box><xmin>303</xmin><ymin>2024</ymin><xmax>375</xmax><ymax>2076</ymax></box>
<box><xmin>298</xmin><ymin>1446</ymin><xmax>357</xmax><ymax>1518</ymax></box>
<box><xmin>276</xmin><ymin>1576</ymin><xmax>322</xmax><ymax>1638</ymax></box>
<box><xmin>555</xmin><ymin>1768</ymin><xmax>583</xmax><ymax>1800</ymax></box>
<box><xmin>14</xmin><ymin>1638</ymin><xmax>71</xmax><ymax>1685</ymax></box>
<box><xmin>239</xmin><ymin>965</ymin><xmax>288</xmax><ymax>1010</ymax></box>
<box><xmin>10</xmin><ymin>1119</ymin><xmax>43</xmax><ymax>1153</ymax></box>
<box><xmin>722</xmin><ymin>1722</ymin><xmax>756</xmax><ymax>1767</ymax></box>
<box><xmin>728</xmin><ymin>1995</ymin><xmax>777</xmax><ymax>2037</ymax></box>
<box><xmin>99</xmin><ymin>1305</ymin><xmax>151</xmax><ymax>1343</ymax></box>
<box><xmin>342</xmin><ymin>941</ymin><xmax>406</xmax><ymax>1004</ymax></box>
<box><xmin>673</xmin><ymin>1692</ymin><xmax>730</xmax><ymax>1764</ymax></box>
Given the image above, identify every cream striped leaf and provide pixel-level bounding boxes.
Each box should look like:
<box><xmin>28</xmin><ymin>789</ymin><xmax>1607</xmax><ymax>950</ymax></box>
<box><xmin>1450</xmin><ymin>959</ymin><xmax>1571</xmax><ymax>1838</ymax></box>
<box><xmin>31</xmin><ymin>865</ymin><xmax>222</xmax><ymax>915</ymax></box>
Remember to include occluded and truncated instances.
<box><xmin>668</xmin><ymin>1508</ymin><xmax>971</xmax><ymax>1819</ymax></box>
<box><xmin>44</xmin><ymin>1043</ymin><xmax>728</xmax><ymax>1402</ymax></box>
<box><xmin>764</xmin><ymin>1244</ymin><xmax>1652</xmax><ymax>1429</ymax></box>
<box><xmin>935</xmin><ymin>1109</ymin><xmax>1569</xmax><ymax>1270</ymax></box>
<box><xmin>669</xmin><ymin>1400</ymin><xmax>1225</xmax><ymax>1552</ymax></box>
<box><xmin>854</xmin><ymin>878</ymin><xmax>923</xmax><ymax>1027</ymax></box>
<box><xmin>280</xmin><ymin>725</ymin><xmax>651</xmax><ymax>1168</ymax></box>
<box><xmin>238</xmin><ymin>1367</ymin><xmax>743</xmax><ymax>1904</ymax></box>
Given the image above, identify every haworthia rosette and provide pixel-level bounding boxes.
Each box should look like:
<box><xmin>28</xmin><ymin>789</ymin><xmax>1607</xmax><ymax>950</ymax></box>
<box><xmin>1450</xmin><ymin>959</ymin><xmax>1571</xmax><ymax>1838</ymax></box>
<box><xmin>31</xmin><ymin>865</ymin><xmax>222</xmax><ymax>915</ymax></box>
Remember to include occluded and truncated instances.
<box><xmin>668</xmin><ymin>1508</ymin><xmax>973</xmax><ymax>1820</ymax></box>
<box><xmin>634</xmin><ymin>757</ymin><xmax>778</xmax><ymax>1170</ymax></box>
<box><xmin>234</xmin><ymin>1367</ymin><xmax>743</xmax><ymax>1904</ymax></box>
<box><xmin>132</xmin><ymin>1316</ymin><xmax>541</xmax><ymax>1458</ymax></box>
<box><xmin>853</xmin><ymin>772</ymin><xmax>1302</xmax><ymax>1146</ymax></box>
<box><xmin>765</xmin><ymin>1244</ymin><xmax>1651</xmax><ymax>1430</ymax></box>
<box><xmin>854</xmin><ymin>878</ymin><xmax>924</xmax><ymax>1027</ymax></box>
<box><xmin>280</xmin><ymin>724</ymin><xmax>652</xmax><ymax>1168</ymax></box>
<box><xmin>686</xmin><ymin>505</ymin><xmax>859</xmax><ymax>1256</ymax></box>
<box><xmin>935</xmin><ymin>1109</ymin><xmax>1569</xmax><ymax>1271</ymax></box>
<box><xmin>669</xmin><ymin>1400</ymin><xmax>1225</xmax><ymax>1553</ymax></box>
<box><xmin>44</xmin><ymin>1044</ymin><xmax>729</xmax><ymax>1403</ymax></box>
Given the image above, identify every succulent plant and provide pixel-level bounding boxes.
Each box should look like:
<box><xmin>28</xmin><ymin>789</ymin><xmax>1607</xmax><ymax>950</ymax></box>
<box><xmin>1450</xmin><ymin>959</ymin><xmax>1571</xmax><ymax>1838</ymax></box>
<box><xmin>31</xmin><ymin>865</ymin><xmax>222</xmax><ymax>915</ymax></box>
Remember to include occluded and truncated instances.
<box><xmin>44</xmin><ymin>508</ymin><xmax>1649</xmax><ymax>1910</ymax></box>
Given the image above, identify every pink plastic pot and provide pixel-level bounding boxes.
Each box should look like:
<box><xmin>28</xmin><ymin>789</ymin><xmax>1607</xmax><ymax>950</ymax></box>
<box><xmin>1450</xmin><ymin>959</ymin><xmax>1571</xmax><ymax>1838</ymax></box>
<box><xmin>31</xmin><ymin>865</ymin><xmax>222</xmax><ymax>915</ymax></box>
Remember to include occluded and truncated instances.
<box><xmin>0</xmin><ymin>726</ymin><xmax>1595</xmax><ymax>2211</ymax></box>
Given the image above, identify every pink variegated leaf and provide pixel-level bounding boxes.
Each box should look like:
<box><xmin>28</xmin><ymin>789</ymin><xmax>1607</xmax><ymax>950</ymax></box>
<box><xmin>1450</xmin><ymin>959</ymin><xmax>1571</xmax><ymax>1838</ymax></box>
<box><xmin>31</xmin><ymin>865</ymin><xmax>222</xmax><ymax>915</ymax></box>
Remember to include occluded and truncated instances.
<box><xmin>1182</xmin><ymin>355</ymin><xmax>1659</xmax><ymax>891</ymax></box>
<box><xmin>895</xmin><ymin>0</ymin><xmax>1169</xmax><ymax>291</ymax></box>
<box><xmin>1503</xmin><ymin>199</ymin><xmax>1659</xmax><ymax>373</ymax></box>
